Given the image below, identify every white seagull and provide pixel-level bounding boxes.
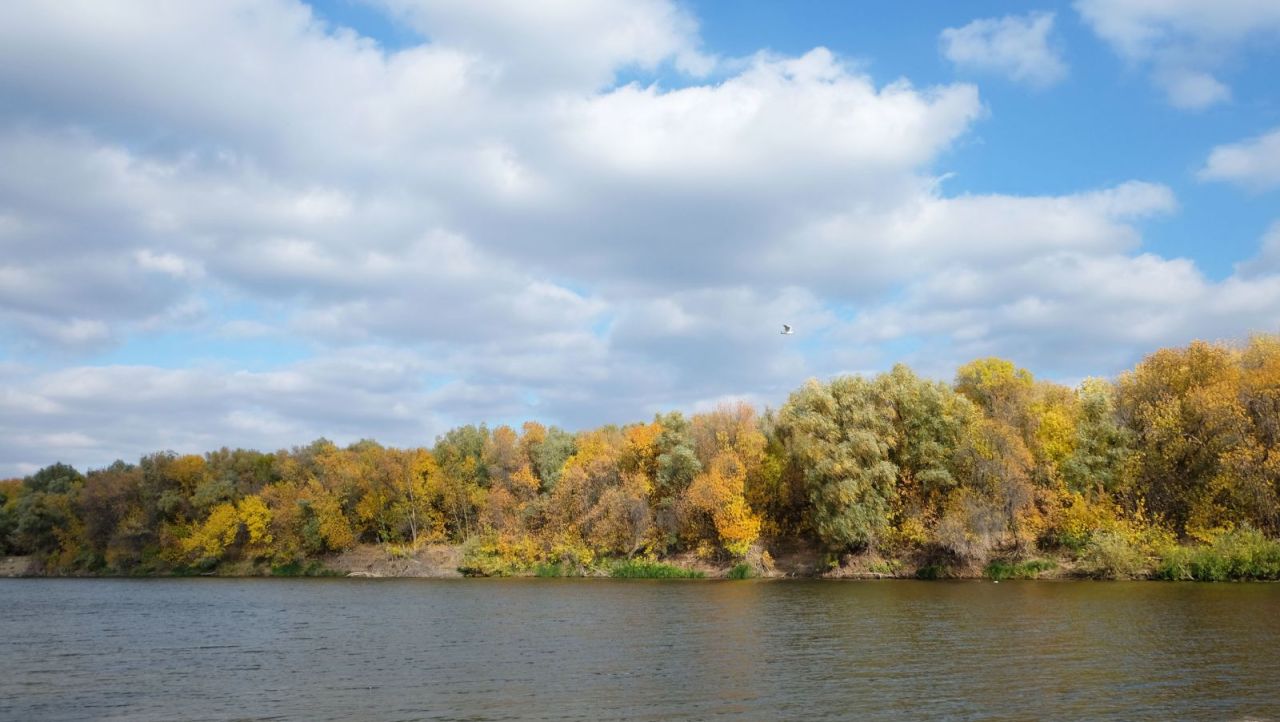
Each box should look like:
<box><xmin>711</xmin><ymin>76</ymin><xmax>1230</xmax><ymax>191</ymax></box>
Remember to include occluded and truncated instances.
<box><xmin>781</xmin><ymin>324</ymin><xmax>794</xmax><ymax>335</ymax></box>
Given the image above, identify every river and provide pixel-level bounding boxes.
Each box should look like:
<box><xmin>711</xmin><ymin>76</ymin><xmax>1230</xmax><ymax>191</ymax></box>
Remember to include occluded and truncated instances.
<box><xmin>2</xmin><ymin>579</ymin><xmax>1278</xmax><ymax>721</ymax></box>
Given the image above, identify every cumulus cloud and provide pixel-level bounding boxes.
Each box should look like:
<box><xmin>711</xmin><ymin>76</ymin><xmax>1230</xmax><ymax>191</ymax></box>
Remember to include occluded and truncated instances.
<box><xmin>0</xmin><ymin>350</ymin><xmax>455</xmax><ymax>473</ymax></box>
<box><xmin>1237</xmin><ymin>222</ymin><xmax>1280</xmax><ymax>277</ymax></box>
<box><xmin>1200</xmin><ymin>127</ymin><xmax>1280</xmax><ymax>190</ymax></box>
<box><xmin>0</xmin><ymin>0</ymin><xmax>1278</xmax><ymax>474</ymax></box>
<box><xmin>940</xmin><ymin>12</ymin><xmax>1067</xmax><ymax>88</ymax></box>
<box><xmin>843</xmin><ymin>240</ymin><xmax>1280</xmax><ymax>379</ymax></box>
<box><xmin>1158</xmin><ymin>69</ymin><xmax>1231</xmax><ymax>110</ymax></box>
<box><xmin>375</xmin><ymin>0</ymin><xmax>714</xmax><ymax>90</ymax></box>
<box><xmin>1076</xmin><ymin>0</ymin><xmax>1280</xmax><ymax>109</ymax></box>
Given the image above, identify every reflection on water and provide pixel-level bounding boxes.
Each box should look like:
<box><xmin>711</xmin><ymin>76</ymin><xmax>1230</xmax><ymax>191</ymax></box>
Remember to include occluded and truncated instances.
<box><xmin>2</xmin><ymin>579</ymin><xmax>1278</xmax><ymax>721</ymax></box>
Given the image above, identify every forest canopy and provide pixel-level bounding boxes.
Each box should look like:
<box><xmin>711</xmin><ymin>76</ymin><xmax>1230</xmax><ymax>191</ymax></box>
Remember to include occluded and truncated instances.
<box><xmin>4</xmin><ymin>335</ymin><xmax>1279</xmax><ymax>579</ymax></box>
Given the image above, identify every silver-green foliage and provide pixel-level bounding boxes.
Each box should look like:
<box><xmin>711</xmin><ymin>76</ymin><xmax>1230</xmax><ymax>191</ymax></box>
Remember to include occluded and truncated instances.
<box><xmin>778</xmin><ymin>377</ymin><xmax>897</xmax><ymax>549</ymax></box>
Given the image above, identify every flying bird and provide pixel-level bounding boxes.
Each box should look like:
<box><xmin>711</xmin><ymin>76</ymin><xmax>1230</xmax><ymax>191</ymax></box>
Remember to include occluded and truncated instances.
<box><xmin>781</xmin><ymin>324</ymin><xmax>794</xmax><ymax>335</ymax></box>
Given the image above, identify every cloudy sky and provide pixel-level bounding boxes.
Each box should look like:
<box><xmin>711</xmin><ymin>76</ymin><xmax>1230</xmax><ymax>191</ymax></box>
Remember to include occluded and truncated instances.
<box><xmin>2</xmin><ymin>0</ymin><xmax>1279</xmax><ymax>476</ymax></box>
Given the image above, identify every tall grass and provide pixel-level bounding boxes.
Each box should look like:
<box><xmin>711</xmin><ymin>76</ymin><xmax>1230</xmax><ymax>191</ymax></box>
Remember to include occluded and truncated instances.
<box><xmin>609</xmin><ymin>560</ymin><xmax>704</xmax><ymax>579</ymax></box>
<box><xmin>1154</xmin><ymin>528</ymin><xmax>1280</xmax><ymax>581</ymax></box>
<box><xmin>984</xmin><ymin>559</ymin><xmax>1055</xmax><ymax>581</ymax></box>
<box><xmin>532</xmin><ymin>561</ymin><xmax>588</xmax><ymax>577</ymax></box>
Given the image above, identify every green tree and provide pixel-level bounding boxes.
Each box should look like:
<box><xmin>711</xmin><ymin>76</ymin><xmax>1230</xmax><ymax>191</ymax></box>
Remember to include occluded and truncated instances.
<box><xmin>777</xmin><ymin>377</ymin><xmax>897</xmax><ymax>550</ymax></box>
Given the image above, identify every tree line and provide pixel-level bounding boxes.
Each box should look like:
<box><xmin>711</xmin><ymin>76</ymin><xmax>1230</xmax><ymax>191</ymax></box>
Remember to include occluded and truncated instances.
<box><xmin>3</xmin><ymin>335</ymin><xmax>1278</xmax><ymax>578</ymax></box>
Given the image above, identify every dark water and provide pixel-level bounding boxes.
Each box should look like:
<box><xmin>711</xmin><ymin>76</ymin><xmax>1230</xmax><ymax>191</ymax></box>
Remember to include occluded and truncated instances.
<box><xmin>2</xmin><ymin>580</ymin><xmax>1279</xmax><ymax>721</ymax></box>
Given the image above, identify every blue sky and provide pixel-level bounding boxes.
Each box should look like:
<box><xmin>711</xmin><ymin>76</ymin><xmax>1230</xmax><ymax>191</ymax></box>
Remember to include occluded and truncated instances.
<box><xmin>2</xmin><ymin>0</ymin><xmax>1279</xmax><ymax>475</ymax></box>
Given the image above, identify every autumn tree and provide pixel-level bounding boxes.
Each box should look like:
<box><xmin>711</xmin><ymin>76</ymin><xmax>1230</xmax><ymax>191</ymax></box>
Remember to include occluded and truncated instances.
<box><xmin>11</xmin><ymin>463</ymin><xmax>84</xmax><ymax>558</ymax></box>
<box><xmin>776</xmin><ymin>377</ymin><xmax>897</xmax><ymax>550</ymax></box>
<box><xmin>1116</xmin><ymin>341</ymin><xmax>1247</xmax><ymax>539</ymax></box>
<box><xmin>875</xmin><ymin>365</ymin><xmax>977</xmax><ymax>536</ymax></box>
<box><xmin>1226</xmin><ymin>335</ymin><xmax>1280</xmax><ymax>533</ymax></box>
<box><xmin>1061</xmin><ymin>378</ymin><xmax>1131</xmax><ymax>495</ymax></box>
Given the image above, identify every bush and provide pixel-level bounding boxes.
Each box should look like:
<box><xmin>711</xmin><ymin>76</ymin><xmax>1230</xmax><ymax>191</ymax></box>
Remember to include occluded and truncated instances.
<box><xmin>456</xmin><ymin>535</ymin><xmax>517</xmax><ymax>577</ymax></box>
<box><xmin>1050</xmin><ymin>492</ymin><xmax>1124</xmax><ymax>552</ymax></box>
<box><xmin>1080</xmin><ymin>531</ymin><xmax>1148</xmax><ymax>579</ymax></box>
<box><xmin>1154</xmin><ymin>528</ymin><xmax>1280</xmax><ymax>581</ymax></box>
<box><xmin>270</xmin><ymin>560</ymin><xmax>338</xmax><ymax>577</ymax></box>
<box><xmin>532</xmin><ymin>561</ymin><xmax>586</xmax><ymax>577</ymax></box>
<box><xmin>868</xmin><ymin>558</ymin><xmax>903</xmax><ymax>576</ymax></box>
<box><xmin>915</xmin><ymin>563</ymin><xmax>948</xmax><ymax>580</ymax></box>
<box><xmin>609</xmin><ymin>560</ymin><xmax>704</xmax><ymax>578</ymax></box>
<box><xmin>726</xmin><ymin>563</ymin><xmax>754</xmax><ymax>579</ymax></box>
<box><xmin>984</xmin><ymin>559</ymin><xmax>1055</xmax><ymax>580</ymax></box>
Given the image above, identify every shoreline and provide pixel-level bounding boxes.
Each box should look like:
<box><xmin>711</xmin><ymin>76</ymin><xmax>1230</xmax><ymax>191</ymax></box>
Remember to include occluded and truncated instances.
<box><xmin>6</xmin><ymin>545</ymin><xmax>1276</xmax><ymax>582</ymax></box>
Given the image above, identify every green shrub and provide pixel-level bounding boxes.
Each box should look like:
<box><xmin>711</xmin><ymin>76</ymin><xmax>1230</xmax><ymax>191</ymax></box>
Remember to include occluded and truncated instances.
<box><xmin>915</xmin><ymin>563</ymin><xmax>948</xmax><ymax>580</ymax></box>
<box><xmin>533</xmin><ymin>561</ymin><xmax>587</xmax><ymax>577</ymax></box>
<box><xmin>726</xmin><ymin>563</ymin><xmax>754</xmax><ymax>579</ymax></box>
<box><xmin>868</xmin><ymin>559</ymin><xmax>903</xmax><ymax>576</ymax></box>
<box><xmin>984</xmin><ymin>559</ymin><xmax>1056</xmax><ymax>581</ymax></box>
<box><xmin>270</xmin><ymin>560</ymin><xmax>339</xmax><ymax>577</ymax></box>
<box><xmin>609</xmin><ymin>560</ymin><xmax>704</xmax><ymax>579</ymax></box>
<box><xmin>1080</xmin><ymin>531</ymin><xmax>1148</xmax><ymax>579</ymax></box>
<box><xmin>1154</xmin><ymin>528</ymin><xmax>1280</xmax><ymax>581</ymax></box>
<box><xmin>457</xmin><ymin>535</ymin><xmax>520</xmax><ymax>577</ymax></box>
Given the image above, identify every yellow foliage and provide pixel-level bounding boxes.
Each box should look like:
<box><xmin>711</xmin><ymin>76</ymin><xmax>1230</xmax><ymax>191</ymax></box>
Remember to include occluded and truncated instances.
<box><xmin>884</xmin><ymin>514</ymin><xmax>930</xmax><ymax>548</ymax></box>
<box><xmin>237</xmin><ymin>495</ymin><xmax>272</xmax><ymax>550</ymax></box>
<box><xmin>169</xmin><ymin>454</ymin><xmax>207</xmax><ymax>492</ymax></box>
<box><xmin>310</xmin><ymin>486</ymin><xmax>355</xmax><ymax>551</ymax></box>
<box><xmin>260</xmin><ymin>482</ymin><xmax>306</xmax><ymax>562</ymax></box>
<box><xmin>509</xmin><ymin>465</ymin><xmax>540</xmax><ymax>499</ymax></box>
<box><xmin>548</xmin><ymin>535</ymin><xmax>596</xmax><ymax>568</ymax></box>
<box><xmin>1031</xmin><ymin>392</ymin><xmax>1076</xmax><ymax>474</ymax></box>
<box><xmin>183</xmin><ymin>502</ymin><xmax>241</xmax><ymax>563</ymax></box>
<box><xmin>549</xmin><ymin>429</ymin><xmax>623</xmax><ymax>533</ymax></box>
<box><xmin>621</xmin><ymin>422</ymin><xmax>661</xmax><ymax>477</ymax></box>
<box><xmin>685</xmin><ymin>452</ymin><xmax>762</xmax><ymax>557</ymax></box>
<box><xmin>1053</xmin><ymin>491</ymin><xmax>1121</xmax><ymax>546</ymax></box>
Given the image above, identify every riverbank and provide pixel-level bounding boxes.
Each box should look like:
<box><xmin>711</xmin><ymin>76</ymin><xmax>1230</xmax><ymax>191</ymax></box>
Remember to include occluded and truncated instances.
<box><xmin>8</xmin><ymin>531</ymin><xmax>1278</xmax><ymax>581</ymax></box>
<box><xmin>14</xmin><ymin>528</ymin><xmax>1271</xmax><ymax>581</ymax></box>
<box><xmin>1</xmin><ymin>555</ymin><xmax>34</xmax><ymax>577</ymax></box>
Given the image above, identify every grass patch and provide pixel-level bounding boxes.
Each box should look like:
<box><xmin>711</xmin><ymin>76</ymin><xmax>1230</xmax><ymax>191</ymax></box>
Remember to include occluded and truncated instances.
<box><xmin>532</xmin><ymin>561</ymin><xmax>587</xmax><ymax>577</ymax></box>
<box><xmin>985</xmin><ymin>559</ymin><xmax>1056</xmax><ymax>581</ymax></box>
<box><xmin>1154</xmin><ymin>528</ymin><xmax>1280</xmax><ymax>581</ymax></box>
<box><xmin>385</xmin><ymin>543</ymin><xmax>419</xmax><ymax>560</ymax></box>
<box><xmin>609</xmin><ymin>560</ymin><xmax>704</xmax><ymax>579</ymax></box>
<box><xmin>868</xmin><ymin>559</ymin><xmax>903</xmax><ymax>576</ymax></box>
<box><xmin>726</xmin><ymin>563</ymin><xmax>754</xmax><ymax>580</ymax></box>
<box><xmin>271</xmin><ymin>560</ymin><xmax>340</xmax><ymax>577</ymax></box>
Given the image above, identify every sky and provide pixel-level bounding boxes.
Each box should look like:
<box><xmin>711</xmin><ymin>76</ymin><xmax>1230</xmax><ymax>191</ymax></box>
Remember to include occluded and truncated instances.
<box><xmin>2</xmin><ymin>0</ymin><xmax>1280</xmax><ymax>476</ymax></box>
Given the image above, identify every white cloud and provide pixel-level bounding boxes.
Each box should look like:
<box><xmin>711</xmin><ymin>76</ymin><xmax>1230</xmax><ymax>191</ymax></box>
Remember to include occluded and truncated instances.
<box><xmin>941</xmin><ymin>12</ymin><xmax>1067</xmax><ymax>88</ymax></box>
<box><xmin>135</xmin><ymin>249</ymin><xmax>203</xmax><ymax>279</ymax></box>
<box><xmin>374</xmin><ymin>0</ymin><xmax>714</xmax><ymax>90</ymax></box>
<box><xmin>844</xmin><ymin>244</ymin><xmax>1280</xmax><ymax>378</ymax></box>
<box><xmin>0</xmin><ymin>0</ymin><xmax>1278</xmax><ymax>473</ymax></box>
<box><xmin>1159</xmin><ymin>68</ymin><xmax>1231</xmax><ymax>110</ymax></box>
<box><xmin>1237</xmin><ymin>222</ymin><xmax>1280</xmax><ymax>277</ymax></box>
<box><xmin>1200</xmin><ymin>127</ymin><xmax>1280</xmax><ymax>190</ymax></box>
<box><xmin>0</xmin><ymin>350</ymin><xmax>453</xmax><ymax>473</ymax></box>
<box><xmin>1076</xmin><ymin>0</ymin><xmax>1280</xmax><ymax>109</ymax></box>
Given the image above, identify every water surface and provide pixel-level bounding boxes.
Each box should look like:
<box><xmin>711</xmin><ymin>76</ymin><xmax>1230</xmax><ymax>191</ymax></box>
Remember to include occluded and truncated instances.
<box><xmin>2</xmin><ymin>579</ymin><xmax>1278</xmax><ymax>721</ymax></box>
